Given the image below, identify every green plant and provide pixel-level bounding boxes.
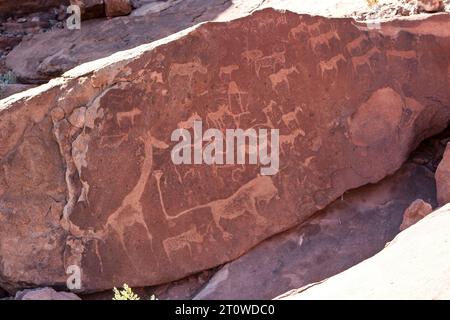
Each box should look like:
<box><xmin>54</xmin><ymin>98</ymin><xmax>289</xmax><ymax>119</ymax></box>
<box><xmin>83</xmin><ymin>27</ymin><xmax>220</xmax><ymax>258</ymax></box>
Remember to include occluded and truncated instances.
<box><xmin>113</xmin><ymin>284</ymin><xmax>141</xmax><ymax>300</ymax></box>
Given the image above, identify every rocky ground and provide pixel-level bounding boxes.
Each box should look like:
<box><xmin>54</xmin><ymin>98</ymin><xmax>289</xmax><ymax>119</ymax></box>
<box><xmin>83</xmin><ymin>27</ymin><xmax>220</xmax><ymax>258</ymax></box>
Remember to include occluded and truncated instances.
<box><xmin>1</xmin><ymin>0</ymin><xmax>450</xmax><ymax>300</ymax></box>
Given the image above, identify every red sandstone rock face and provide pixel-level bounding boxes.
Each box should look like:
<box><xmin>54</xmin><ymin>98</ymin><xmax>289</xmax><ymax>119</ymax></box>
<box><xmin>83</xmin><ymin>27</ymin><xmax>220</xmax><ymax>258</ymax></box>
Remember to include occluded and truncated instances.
<box><xmin>399</xmin><ymin>198</ymin><xmax>433</xmax><ymax>231</ymax></box>
<box><xmin>1</xmin><ymin>10</ymin><xmax>450</xmax><ymax>292</ymax></box>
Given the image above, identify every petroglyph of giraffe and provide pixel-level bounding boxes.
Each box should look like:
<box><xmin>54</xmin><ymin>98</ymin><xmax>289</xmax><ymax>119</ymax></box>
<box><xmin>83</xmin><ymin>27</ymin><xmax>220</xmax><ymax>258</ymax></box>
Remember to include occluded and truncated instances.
<box><xmin>97</xmin><ymin>132</ymin><xmax>169</xmax><ymax>258</ymax></box>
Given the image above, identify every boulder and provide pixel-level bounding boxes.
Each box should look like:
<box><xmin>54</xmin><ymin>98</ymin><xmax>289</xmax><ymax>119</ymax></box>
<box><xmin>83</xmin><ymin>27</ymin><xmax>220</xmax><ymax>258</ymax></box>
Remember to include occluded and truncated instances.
<box><xmin>15</xmin><ymin>287</ymin><xmax>81</xmax><ymax>300</ymax></box>
<box><xmin>104</xmin><ymin>0</ymin><xmax>133</xmax><ymax>17</ymax></box>
<box><xmin>399</xmin><ymin>198</ymin><xmax>433</xmax><ymax>230</ymax></box>
<box><xmin>279</xmin><ymin>203</ymin><xmax>450</xmax><ymax>300</ymax></box>
<box><xmin>0</xmin><ymin>0</ymin><xmax>69</xmax><ymax>18</ymax></box>
<box><xmin>4</xmin><ymin>0</ymin><xmax>383</xmax><ymax>84</ymax></box>
<box><xmin>194</xmin><ymin>163</ymin><xmax>437</xmax><ymax>299</ymax></box>
<box><xmin>1</xmin><ymin>10</ymin><xmax>450</xmax><ymax>293</ymax></box>
<box><xmin>70</xmin><ymin>0</ymin><xmax>105</xmax><ymax>20</ymax></box>
<box><xmin>436</xmin><ymin>143</ymin><xmax>450</xmax><ymax>206</ymax></box>
<box><xmin>0</xmin><ymin>84</ymin><xmax>37</xmax><ymax>99</ymax></box>
<box><xmin>5</xmin><ymin>0</ymin><xmax>244</xmax><ymax>84</ymax></box>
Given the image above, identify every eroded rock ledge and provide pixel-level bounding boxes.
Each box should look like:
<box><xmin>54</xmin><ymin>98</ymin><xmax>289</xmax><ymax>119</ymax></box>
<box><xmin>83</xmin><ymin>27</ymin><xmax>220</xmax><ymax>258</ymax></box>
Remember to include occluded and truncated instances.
<box><xmin>1</xmin><ymin>9</ymin><xmax>450</xmax><ymax>292</ymax></box>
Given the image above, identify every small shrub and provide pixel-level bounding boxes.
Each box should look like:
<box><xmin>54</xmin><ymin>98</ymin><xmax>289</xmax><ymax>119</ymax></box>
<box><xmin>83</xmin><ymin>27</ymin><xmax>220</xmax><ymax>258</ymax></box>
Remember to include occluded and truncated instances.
<box><xmin>113</xmin><ymin>284</ymin><xmax>140</xmax><ymax>300</ymax></box>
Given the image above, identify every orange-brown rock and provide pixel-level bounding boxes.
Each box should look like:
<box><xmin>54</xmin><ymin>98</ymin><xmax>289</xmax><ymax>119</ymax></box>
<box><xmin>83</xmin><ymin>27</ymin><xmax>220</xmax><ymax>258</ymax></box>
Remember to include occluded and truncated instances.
<box><xmin>1</xmin><ymin>10</ymin><xmax>450</xmax><ymax>292</ymax></box>
<box><xmin>70</xmin><ymin>0</ymin><xmax>105</xmax><ymax>20</ymax></box>
<box><xmin>417</xmin><ymin>0</ymin><xmax>445</xmax><ymax>12</ymax></box>
<box><xmin>399</xmin><ymin>198</ymin><xmax>433</xmax><ymax>231</ymax></box>
<box><xmin>104</xmin><ymin>0</ymin><xmax>132</xmax><ymax>17</ymax></box>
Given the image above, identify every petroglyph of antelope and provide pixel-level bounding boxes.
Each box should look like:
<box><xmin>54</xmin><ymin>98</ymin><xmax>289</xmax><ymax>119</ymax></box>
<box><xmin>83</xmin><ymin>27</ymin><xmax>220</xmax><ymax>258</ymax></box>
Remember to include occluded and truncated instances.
<box><xmin>116</xmin><ymin>108</ymin><xmax>142</xmax><ymax>127</ymax></box>
<box><xmin>269</xmin><ymin>66</ymin><xmax>299</xmax><ymax>91</ymax></box>
<box><xmin>319</xmin><ymin>54</ymin><xmax>347</xmax><ymax>77</ymax></box>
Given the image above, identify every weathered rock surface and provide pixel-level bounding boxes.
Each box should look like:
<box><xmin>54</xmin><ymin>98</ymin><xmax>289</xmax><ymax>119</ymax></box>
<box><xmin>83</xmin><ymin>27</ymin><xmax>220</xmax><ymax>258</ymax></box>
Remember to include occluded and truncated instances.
<box><xmin>70</xmin><ymin>0</ymin><xmax>105</xmax><ymax>20</ymax></box>
<box><xmin>436</xmin><ymin>143</ymin><xmax>450</xmax><ymax>206</ymax></box>
<box><xmin>15</xmin><ymin>287</ymin><xmax>81</xmax><ymax>300</ymax></box>
<box><xmin>399</xmin><ymin>198</ymin><xmax>433</xmax><ymax>230</ymax></box>
<box><xmin>6</xmin><ymin>0</ymin><xmax>268</xmax><ymax>84</ymax></box>
<box><xmin>0</xmin><ymin>84</ymin><xmax>36</xmax><ymax>99</ymax></box>
<box><xmin>105</xmin><ymin>0</ymin><xmax>132</xmax><ymax>17</ymax></box>
<box><xmin>279</xmin><ymin>203</ymin><xmax>450</xmax><ymax>300</ymax></box>
<box><xmin>1</xmin><ymin>10</ymin><xmax>450</xmax><ymax>293</ymax></box>
<box><xmin>194</xmin><ymin>163</ymin><xmax>437</xmax><ymax>300</ymax></box>
<box><xmin>418</xmin><ymin>0</ymin><xmax>445</xmax><ymax>13</ymax></box>
<box><xmin>0</xmin><ymin>0</ymin><xmax>68</xmax><ymax>18</ymax></box>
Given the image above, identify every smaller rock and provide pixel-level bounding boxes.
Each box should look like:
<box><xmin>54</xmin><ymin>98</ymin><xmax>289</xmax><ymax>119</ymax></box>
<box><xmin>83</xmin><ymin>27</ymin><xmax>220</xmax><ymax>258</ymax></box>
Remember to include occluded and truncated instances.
<box><xmin>0</xmin><ymin>83</ymin><xmax>36</xmax><ymax>99</ymax></box>
<box><xmin>104</xmin><ymin>0</ymin><xmax>133</xmax><ymax>17</ymax></box>
<box><xmin>130</xmin><ymin>0</ymin><xmax>172</xmax><ymax>16</ymax></box>
<box><xmin>399</xmin><ymin>199</ymin><xmax>433</xmax><ymax>231</ymax></box>
<box><xmin>417</xmin><ymin>0</ymin><xmax>445</xmax><ymax>12</ymax></box>
<box><xmin>0</xmin><ymin>35</ymin><xmax>22</xmax><ymax>52</ymax></box>
<box><xmin>70</xmin><ymin>0</ymin><xmax>106</xmax><ymax>20</ymax></box>
<box><xmin>37</xmin><ymin>51</ymin><xmax>78</xmax><ymax>78</ymax></box>
<box><xmin>130</xmin><ymin>0</ymin><xmax>164</xmax><ymax>8</ymax></box>
<box><xmin>15</xmin><ymin>288</ymin><xmax>81</xmax><ymax>300</ymax></box>
<box><xmin>436</xmin><ymin>143</ymin><xmax>450</xmax><ymax>206</ymax></box>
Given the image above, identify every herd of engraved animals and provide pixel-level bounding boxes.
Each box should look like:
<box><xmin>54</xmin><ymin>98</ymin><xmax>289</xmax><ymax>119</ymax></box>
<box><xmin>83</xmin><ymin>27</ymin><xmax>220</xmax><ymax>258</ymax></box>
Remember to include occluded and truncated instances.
<box><xmin>104</xmin><ymin>18</ymin><xmax>417</xmax><ymax>259</ymax></box>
